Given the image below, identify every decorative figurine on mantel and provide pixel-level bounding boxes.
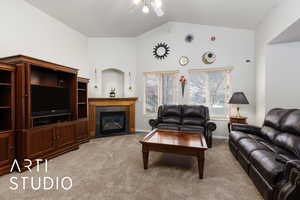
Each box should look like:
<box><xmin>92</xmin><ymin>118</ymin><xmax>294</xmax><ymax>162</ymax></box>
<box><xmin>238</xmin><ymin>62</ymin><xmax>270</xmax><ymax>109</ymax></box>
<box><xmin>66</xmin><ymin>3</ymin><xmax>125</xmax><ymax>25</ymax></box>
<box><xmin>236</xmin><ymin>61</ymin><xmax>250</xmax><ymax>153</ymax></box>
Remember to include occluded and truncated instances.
<box><xmin>109</xmin><ymin>88</ymin><xmax>116</xmax><ymax>98</ymax></box>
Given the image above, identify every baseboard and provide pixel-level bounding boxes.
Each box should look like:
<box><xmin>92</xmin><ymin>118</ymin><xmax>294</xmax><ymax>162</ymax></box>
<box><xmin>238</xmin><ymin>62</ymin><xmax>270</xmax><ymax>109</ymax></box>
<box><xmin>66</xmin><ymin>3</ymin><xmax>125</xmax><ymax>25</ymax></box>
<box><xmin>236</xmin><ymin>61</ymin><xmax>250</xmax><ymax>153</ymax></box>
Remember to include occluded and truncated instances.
<box><xmin>136</xmin><ymin>129</ymin><xmax>151</xmax><ymax>133</ymax></box>
<box><xmin>213</xmin><ymin>135</ymin><xmax>228</xmax><ymax>139</ymax></box>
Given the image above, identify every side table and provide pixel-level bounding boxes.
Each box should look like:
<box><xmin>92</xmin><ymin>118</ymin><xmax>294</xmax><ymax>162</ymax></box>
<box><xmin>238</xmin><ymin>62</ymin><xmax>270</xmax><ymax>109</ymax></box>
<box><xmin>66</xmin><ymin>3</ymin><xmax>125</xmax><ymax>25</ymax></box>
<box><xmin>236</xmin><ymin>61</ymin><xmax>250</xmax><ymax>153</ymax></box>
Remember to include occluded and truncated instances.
<box><xmin>228</xmin><ymin>116</ymin><xmax>247</xmax><ymax>133</ymax></box>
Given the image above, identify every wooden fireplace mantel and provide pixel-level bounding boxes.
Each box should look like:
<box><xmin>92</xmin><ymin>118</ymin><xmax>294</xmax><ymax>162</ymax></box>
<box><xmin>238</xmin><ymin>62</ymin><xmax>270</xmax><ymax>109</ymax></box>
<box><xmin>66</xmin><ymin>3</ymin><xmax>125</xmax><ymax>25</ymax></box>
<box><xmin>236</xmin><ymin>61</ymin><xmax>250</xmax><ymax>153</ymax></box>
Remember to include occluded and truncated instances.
<box><xmin>88</xmin><ymin>97</ymin><xmax>138</xmax><ymax>137</ymax></box>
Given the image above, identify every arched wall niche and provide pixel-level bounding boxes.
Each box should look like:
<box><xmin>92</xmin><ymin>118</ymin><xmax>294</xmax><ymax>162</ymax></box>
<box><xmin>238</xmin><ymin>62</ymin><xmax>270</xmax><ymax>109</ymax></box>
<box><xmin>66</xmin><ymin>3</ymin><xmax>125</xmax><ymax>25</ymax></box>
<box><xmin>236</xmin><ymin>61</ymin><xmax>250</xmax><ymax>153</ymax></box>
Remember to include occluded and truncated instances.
<box><xmin>101</xmin><ymin>68</ymin><xmax>125</xmax><ymax>97</ymax></box>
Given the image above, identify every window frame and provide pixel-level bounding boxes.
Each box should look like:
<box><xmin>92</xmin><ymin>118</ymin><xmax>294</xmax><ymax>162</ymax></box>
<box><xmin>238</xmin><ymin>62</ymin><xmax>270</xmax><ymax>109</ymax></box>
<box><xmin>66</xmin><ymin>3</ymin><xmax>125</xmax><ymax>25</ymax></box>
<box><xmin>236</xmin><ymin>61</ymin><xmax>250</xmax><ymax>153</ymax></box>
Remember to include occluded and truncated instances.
<box><xmin>188</xmin><ymin>67</ymin><xmax>232</xmax><ymax>120</ymax></box>
<box><xmin>143</xmin><ymin>70</ymin><xmax>179</xmax><ymax>117</ymax></box>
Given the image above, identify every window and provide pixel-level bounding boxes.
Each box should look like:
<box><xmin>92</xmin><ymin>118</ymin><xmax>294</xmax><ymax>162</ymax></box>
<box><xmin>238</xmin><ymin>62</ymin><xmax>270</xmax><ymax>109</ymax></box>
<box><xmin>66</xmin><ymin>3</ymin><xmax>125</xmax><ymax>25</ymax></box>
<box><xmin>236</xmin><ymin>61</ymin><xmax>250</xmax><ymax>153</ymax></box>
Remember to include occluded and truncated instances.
<box><xmin>189</xmin><ymin>68</ymin><xmax>231</xmax><ymax>118</ymax></box>
<box><xmin>144</xmin><ymin>71</ymin><xmax>178</xmax><ymax>115</ymax></box>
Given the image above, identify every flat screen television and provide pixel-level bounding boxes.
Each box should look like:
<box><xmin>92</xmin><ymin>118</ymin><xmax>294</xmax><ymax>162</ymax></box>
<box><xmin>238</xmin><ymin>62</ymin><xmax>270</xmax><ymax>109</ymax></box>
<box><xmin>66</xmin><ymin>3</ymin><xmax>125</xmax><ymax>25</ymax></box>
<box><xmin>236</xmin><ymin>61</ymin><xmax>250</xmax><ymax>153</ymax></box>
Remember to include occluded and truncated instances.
<box><xmin>31</xmin><ymin>85</ymin><xmax>70</xmax><ymax>116</ymax></box>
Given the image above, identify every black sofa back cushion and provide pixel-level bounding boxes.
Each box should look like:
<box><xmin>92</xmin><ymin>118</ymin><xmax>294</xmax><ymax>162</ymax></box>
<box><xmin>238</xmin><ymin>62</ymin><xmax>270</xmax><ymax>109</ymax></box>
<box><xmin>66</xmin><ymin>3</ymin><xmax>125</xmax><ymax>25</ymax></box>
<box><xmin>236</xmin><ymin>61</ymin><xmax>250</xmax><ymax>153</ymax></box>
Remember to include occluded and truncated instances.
<box><xmin>273</xmin><ymin>133</ymin><xmax>300</xmax><ymax>158</ymax></box>
<box><xmin>182</xmin><ymin>105</ymin><xmax>209</xmax><ymax>126</ymax></box>
<box><xmin>281</xmin><ymin>110</ymin><xmax>300</xmax><ymax>136</ymax></box>
<box><xmin>263</xmin><ymin>108</ymin><xmax>293</xmax><ymax>130</ymax></box>
<box><xmin>160</xmin><ymin>105</ymin><xmax>182</xmax><ymax>125</ymax></box>
<box><xmin>273</xmin><ymin>110</ymin><xmax>300</xmax><ymax>157</ymax></box>
<box><xmin>261</xmin><ymin>126</ymin><xmax>281</xmax><ymax>142</ymax></box>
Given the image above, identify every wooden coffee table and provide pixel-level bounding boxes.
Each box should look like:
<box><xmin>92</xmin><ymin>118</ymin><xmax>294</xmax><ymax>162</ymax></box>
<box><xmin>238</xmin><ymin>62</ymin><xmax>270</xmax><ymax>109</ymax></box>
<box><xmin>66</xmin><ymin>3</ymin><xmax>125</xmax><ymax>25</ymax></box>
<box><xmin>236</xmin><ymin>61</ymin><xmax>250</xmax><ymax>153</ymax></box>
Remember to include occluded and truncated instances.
<box><xmin>140</xmin><ymin>129</ymin><xmax>208</xmax><ymax>179</ymax></box>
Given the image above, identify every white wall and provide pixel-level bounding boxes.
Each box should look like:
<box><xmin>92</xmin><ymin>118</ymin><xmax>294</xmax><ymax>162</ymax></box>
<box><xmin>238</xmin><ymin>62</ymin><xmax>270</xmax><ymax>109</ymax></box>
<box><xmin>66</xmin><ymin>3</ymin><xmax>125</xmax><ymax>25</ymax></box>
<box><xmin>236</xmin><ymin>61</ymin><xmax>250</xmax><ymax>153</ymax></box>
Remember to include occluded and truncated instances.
<box><xmin>266</xmin><ymin>42</ymin><xmax>300</xmax><ymax>110</ymax></box>
<box><xmin>136</xmin><ymin>22</ymin><xmax>256</xmax><ymax>137</ymax></box>
<box><xmin>0</xmin><ymin>0</ymin><xmax>89</xmax><ymax>77</ymax></box>
<box><xmin>255</xmin><ymin>0</ymin><xmax>300</xmax><ymax>125</ymax></box>
<box><xmin>88</xmin><ymin>38</ymin><xmax>137</xmax><ymax>97</ymax></box>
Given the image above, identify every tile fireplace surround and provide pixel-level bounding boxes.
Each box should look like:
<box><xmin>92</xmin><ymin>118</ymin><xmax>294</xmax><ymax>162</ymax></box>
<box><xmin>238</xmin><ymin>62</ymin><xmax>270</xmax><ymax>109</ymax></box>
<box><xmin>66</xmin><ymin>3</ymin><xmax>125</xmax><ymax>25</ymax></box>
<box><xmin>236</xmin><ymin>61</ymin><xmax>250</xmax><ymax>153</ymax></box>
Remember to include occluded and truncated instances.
<box><xmin>88</xmin><ymin>98</ymin><xmax>138</xmax><ymax>137</ymax></box>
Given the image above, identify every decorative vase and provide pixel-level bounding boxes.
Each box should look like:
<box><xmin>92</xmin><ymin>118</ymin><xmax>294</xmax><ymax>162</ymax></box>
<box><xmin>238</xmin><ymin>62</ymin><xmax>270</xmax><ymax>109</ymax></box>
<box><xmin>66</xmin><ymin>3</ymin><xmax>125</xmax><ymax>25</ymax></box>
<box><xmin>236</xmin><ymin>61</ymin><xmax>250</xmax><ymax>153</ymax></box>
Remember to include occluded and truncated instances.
<box><xmin>181</xmin><ymin>82</ymin><xmax>185</xmax><ymax>98</ymax></box>
<box><xmin>109</xmin><ymin>88</ymin><xmax>116</xmax><ymax>98</ymax></box>
<box><xmin>179</xmin><ymin>76</ymin><xmax>187</xmax><ymax>98</ymax></box>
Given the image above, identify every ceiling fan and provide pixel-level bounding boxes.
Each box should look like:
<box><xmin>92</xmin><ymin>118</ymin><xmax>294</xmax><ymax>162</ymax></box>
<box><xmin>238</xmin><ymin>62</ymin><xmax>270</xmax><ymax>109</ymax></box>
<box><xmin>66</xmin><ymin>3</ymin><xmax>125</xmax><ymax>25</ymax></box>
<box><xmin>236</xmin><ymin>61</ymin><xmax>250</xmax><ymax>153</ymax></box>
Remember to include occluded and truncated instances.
<box><xmin>133</xmin><ymin>0</ymin><xmax>164</xmax><ymax>17</ymax></box>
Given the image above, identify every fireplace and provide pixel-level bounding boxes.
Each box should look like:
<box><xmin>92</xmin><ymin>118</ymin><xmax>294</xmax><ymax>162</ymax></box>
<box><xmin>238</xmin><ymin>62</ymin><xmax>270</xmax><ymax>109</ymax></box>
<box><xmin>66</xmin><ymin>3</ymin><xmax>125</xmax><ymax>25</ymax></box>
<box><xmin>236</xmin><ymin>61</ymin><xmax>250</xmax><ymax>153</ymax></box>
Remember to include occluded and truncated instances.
<box><xmin>100</xmin><ymin>111</ymin><xmax>126</xmax><ymax>134</ymax></box>
<box><xmin>96</xmin><ymin>106</ymin><xmax>129</xmax><ymax>137</ymax></box>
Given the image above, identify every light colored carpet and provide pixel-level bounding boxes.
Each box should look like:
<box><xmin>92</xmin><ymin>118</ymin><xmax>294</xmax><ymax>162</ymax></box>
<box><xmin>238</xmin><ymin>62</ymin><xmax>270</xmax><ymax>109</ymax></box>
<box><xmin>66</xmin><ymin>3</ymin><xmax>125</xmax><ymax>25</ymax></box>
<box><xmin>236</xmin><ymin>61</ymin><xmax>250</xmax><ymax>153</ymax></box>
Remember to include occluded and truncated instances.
<box><xmin>0</xmin><ymin>134</ymin><xmax>262</xmax><ymax>200</ymax></box>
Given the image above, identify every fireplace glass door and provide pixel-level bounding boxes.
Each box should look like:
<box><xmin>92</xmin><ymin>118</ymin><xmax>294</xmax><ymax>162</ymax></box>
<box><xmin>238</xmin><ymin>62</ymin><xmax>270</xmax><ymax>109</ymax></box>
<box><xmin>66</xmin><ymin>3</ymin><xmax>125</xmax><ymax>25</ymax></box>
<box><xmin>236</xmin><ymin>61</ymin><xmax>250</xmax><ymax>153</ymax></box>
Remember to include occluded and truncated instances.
<box><xmin>100</xmin><ymin>111</ymin><xmax>126</xmax><ymax>134</ymax></box>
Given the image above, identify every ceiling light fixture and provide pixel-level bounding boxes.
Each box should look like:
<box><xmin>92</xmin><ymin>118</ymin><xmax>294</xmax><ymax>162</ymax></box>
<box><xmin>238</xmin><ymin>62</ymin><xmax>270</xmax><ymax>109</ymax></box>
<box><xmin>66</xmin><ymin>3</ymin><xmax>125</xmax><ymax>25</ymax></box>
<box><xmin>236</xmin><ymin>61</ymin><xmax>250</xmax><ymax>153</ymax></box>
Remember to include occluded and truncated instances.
<box><xmin>142</xmin><ymin>5</ymin><xmax>150</xmax><ymax>13</ymax></box>
<box><xmin>133</xmin><ymin>0</ymin><xmax>141</xmax><ymax>5</ymax></box>
<box><xmin>133</xmin><ymin>0</ymin><xmax>164</xmax><ymax>16</ymax></box>
<box><xmin>154</xmin><ymin>0</ymin><xmax>162</xmax><ymax>8</ymax></box>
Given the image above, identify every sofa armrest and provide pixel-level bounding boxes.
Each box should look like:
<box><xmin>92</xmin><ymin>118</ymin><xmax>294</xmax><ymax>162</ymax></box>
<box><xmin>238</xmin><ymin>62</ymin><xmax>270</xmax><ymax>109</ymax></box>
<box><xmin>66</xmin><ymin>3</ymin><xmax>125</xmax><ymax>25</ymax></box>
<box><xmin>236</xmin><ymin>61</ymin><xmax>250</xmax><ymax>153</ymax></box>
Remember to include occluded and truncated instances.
<box><xmin>149</xmin><ymin>119</ymin><xmax>159</xmax><ymax>129</ymax></box>
<box><xmin>277</xmin><ymin>160</ymin><xmax>300</xmax><ymax>200</ymax></box>
<box><xmin>207</xmin><ymin>121</ymin><xmax>217</xmax><ymax>132</ymax></box>
<box><xmin>204</xmin><ymin>121</ymin><xmax>216</xmax><ymax>148</ymax></box>
<box><xmin>231</xmin><ymin>124</ymin><xmax>261</xmax><ymax>135</ymax></box>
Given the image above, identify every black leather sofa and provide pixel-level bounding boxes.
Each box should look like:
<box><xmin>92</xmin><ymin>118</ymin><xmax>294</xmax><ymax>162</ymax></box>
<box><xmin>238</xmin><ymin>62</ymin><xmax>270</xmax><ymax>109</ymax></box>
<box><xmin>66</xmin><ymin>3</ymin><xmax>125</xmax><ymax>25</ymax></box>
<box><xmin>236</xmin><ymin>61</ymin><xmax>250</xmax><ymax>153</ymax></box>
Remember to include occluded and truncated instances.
<box><xmin>149</xmin><ymin>105</ymin><xmax>216</xmax><ymax>147</ymax></box>
<box><xmin>229</xmin><ymin>108</ymin><xmax>300</xmax><ymax>200</ymax></box>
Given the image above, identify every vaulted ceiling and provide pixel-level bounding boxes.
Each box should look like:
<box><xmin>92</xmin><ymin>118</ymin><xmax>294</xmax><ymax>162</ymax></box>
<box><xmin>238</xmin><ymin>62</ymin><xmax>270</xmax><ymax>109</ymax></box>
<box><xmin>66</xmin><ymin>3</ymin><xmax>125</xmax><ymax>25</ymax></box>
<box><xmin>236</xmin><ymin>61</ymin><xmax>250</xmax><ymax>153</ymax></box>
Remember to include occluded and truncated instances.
<box><xmin>25</xmin><ymin>0</ymin><xmax>281</xmax><ymax>37</ymax></box>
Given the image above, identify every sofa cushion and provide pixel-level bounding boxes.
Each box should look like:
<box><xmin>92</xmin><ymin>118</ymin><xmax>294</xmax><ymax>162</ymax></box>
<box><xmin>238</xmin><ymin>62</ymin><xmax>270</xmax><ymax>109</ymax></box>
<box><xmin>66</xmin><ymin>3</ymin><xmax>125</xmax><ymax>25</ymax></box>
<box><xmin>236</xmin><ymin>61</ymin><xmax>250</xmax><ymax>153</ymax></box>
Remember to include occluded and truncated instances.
<box><xmin>180</xmin><ymin>125</ymin><xmax>204</xmax><ymax>133</ymax></box>
<box><xmin>281</xmin><ymin>110</ymin><xmax>300</xmax><ymax>136</ymax></box>
<box><xmin>273</xmin><ymin>133</ymin><xmax>300</xmax><ymax>158</ymax></box>
<box><xmin>261</xmin><ymin>126</ymin><xmax>281</xmax><ymax>142</ymax></box>
<box><xmin>249</xmin><ymin>150</ymin><xmax>285</xmax><ymax>185</ymax></box>
<box><xmin>182</xmin><ymin>105</ymin><xmax>208</xmax><ymax>126</ymax></box>
<box><xmin>229</xmin><ymin>131</ymin><xmax>251</xmax><ymax>143</ymax></box>
<box><xmin>263</xmin><ymin>108</ymin><xmax>293</xmax><ymax>130</ymax></box>
<box><xmin>275</xmin><ymin>152</ymin><xmax>298</xmax><ymax>164</ymax></box>
<box><xmin>157</xmin><ymin>123</ymin><xmax>180</xmax><ymax>131</ymax></box>
<box><xmin>271</xmin><ymin>110</ymin><xmax>300</xmax><ymax>157</ymax></box>
<box><xmin>237</xmin><ymin>138</ymin><xmax>269</xmax><ymax>158</ymax></box>
<box><xmin>161</xmin><ymin>105</ymin><xmax>182</xmax><ymax>124</ymax></box>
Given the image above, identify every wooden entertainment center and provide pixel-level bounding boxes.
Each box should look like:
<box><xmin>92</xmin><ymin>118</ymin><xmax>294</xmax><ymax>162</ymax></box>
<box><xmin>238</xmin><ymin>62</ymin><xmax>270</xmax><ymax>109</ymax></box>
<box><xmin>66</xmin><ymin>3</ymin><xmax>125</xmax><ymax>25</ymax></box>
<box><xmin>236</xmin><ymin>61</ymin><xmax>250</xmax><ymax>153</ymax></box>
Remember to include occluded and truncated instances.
<box><xmin>0</xmin><ymin>55</ymin><xmax>89</xmax><ymax>174</ymax></box>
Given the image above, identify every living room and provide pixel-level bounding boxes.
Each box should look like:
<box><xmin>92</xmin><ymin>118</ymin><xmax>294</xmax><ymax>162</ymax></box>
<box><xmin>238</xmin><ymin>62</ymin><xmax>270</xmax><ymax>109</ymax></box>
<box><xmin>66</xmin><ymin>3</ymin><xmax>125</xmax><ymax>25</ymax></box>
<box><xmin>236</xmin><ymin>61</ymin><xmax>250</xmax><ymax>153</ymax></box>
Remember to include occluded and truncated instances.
<box><xmin>0</xmin><ymin>0</ymin><xmax>299</xmax><ymax>199</ymax></box>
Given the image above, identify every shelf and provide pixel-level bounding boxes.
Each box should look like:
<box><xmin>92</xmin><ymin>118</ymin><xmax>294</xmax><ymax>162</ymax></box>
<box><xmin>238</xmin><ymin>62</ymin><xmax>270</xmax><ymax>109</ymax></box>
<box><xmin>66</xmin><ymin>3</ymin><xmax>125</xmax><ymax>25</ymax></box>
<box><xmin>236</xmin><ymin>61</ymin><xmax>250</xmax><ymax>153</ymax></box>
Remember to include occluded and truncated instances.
<box><xmin>0</xmin><ymin>83</ymin><xmax>11</xmax><ymax>86</ymax></box>
<box><xmin>31</xmin><ymin>84</ymin><xmax>67</xmax><ymax>89</ymax></box>
<box><xmin>0</xmin><ymin>129</ymin><xmax>12</xmax><ymax>133</ymax></box>
<box><xmin>0</xmin><ymin>106</ymin><xmax>11</xmax><ymax>109</ymax></box>
<box><xmin>32</xmin><ymin>113</ymin><xmax>72</xmax><ymax>119</ymax></box>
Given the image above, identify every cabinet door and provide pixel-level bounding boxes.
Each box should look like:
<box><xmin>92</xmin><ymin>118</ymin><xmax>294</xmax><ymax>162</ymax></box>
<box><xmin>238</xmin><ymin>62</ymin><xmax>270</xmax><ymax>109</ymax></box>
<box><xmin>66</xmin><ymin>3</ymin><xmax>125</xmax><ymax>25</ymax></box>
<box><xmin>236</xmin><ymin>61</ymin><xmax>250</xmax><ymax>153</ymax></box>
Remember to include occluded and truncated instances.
<box><xmin>55</xmin><ymin>123</ymin><xmax>76</xmax><ymax>148</ymax></box>
<box><xmin>26</xmin><ymin>127</ymin><xmax>55</xmax><ymax>158</ymax></box>
<box><xmin>76</xmin><ymin>120</ymin><xmax>89</xmax><ymax>140</ymax></box>
<box><xmin>0</xmin><ymin>133</ymin><xmax>14</xmax><ymax>167</ymax></box>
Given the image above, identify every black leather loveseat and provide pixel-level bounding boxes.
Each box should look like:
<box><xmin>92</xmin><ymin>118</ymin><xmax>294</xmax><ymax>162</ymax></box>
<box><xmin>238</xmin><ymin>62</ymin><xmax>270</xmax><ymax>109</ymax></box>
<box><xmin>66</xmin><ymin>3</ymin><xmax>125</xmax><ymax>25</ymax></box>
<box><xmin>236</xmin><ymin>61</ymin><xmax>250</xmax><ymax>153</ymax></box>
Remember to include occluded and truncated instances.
<box><xmin>149</xmin><ymin>105</ymin><xmax>216</xmax><ymax>147</ymax></box>
<box><xmin>229</xmin><ymin>108</ymin><xmax>300</xmax><ymax>200</ymax></box>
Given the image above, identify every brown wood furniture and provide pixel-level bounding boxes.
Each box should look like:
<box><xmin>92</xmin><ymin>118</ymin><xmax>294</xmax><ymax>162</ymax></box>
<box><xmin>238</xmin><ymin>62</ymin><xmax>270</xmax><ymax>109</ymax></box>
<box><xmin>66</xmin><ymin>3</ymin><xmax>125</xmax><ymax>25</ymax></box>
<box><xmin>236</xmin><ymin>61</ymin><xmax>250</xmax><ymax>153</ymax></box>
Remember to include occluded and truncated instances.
<box><xmin>76</xmin><ymin>77</ymin><xmax>89</xmax><ymax>144</ymax></box>
<box><xmin>140</xmin><ymin>129</ymin><xmax>208</xmax><ymax>179</ymax></box>
<box><xmin>0</xmin><ymin>55</ymin><xmax>89</xmax><ymax>172</ymax></box>
<box><xmin>0</xmin><ymin>63</ymin><xmax>15</xmax><ymax>175</ymax></box>
<box><xmin>88</xmin><ymin>97</ymin><xmax>138</xmax><ymax>137</ymax></box>
<box><xmin>228</xmin><ymin>116</ymin><xmax>248</xmax><ymax>132</ymax></box>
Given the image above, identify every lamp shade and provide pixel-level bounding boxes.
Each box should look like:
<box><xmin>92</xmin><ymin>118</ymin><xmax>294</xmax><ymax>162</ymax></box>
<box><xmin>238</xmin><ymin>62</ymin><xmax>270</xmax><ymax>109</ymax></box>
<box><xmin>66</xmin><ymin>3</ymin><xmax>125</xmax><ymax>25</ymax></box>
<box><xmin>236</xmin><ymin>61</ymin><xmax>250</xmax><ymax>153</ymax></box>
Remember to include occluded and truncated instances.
<box><xmin>229</xmin><ymin>92</ymin><xmax>249</xmax><ymax>104</ymax></box>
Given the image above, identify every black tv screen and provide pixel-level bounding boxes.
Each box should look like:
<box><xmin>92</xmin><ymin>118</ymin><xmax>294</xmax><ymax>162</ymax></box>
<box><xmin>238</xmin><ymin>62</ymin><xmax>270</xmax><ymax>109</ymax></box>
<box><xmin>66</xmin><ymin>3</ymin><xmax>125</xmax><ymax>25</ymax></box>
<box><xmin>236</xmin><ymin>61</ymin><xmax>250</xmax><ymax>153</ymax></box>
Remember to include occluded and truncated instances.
<box><xmin>31</xmin><ymin>85</ymin><xmax>70</xmax><ymax>116</ymax></box>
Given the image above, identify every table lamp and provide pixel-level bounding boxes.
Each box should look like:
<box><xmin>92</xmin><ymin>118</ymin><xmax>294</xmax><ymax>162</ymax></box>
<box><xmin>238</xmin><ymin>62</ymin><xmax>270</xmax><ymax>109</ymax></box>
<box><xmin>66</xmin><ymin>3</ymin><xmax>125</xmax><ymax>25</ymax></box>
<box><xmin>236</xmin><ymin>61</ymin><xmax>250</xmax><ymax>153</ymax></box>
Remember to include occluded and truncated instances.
<box><xmin>229</xmin><ymin>92</ymin><xmax>249</xmax><ymax>118</ymax></box>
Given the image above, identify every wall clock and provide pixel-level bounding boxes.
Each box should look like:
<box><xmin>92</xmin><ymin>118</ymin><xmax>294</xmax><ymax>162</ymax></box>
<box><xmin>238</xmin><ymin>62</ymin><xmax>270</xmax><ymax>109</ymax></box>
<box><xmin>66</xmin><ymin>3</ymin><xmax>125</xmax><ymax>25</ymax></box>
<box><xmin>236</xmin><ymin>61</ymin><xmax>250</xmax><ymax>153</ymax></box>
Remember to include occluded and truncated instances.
<box><xmin>202</xmin><ymin>51</ymin><xmax>216</xmax><ymax>64</ymax></box>
<box><xmin>153</xmin><ymin>42</ymin><xmax>170</xmax><ymax>60</ymax></box>
<box><xmin>179</xmin><ymin>56</ymin><xmax>189</xmax><ymax>66</ymax></box>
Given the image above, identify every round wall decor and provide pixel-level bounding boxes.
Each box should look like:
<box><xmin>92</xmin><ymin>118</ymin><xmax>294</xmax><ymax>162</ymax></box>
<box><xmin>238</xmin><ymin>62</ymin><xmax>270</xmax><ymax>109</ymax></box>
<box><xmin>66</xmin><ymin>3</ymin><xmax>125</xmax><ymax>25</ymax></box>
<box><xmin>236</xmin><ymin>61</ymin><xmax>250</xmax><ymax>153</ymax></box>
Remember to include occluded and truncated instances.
<box><xmin>179</xmin><ymin>56</ymin><xmax>189</xmax><ymax>66</ymax></box>
<box><xmin>202</xmin><ymin>51</ymin><xmax>216</xmax><ymax>64</ymax></box>
<box><xmin>185</xmin><ymin>34</ymin><xmax>194</xmax><ymax>43</ymax></box>
<box><xmin>153</xmin><ymin>42</ymin><xmax>170</xmax><ymax>60</ymax></box>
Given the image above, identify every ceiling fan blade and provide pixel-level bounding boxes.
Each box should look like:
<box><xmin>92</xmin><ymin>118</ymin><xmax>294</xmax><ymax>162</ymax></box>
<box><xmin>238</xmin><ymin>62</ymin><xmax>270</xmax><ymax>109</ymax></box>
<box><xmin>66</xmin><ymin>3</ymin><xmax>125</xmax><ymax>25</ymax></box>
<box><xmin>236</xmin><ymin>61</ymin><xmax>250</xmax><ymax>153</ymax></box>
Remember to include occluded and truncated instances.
<box><xmin>151</xmin><ymin>1</ymin><xmax>164</xmax><ymax>17</ymax></box>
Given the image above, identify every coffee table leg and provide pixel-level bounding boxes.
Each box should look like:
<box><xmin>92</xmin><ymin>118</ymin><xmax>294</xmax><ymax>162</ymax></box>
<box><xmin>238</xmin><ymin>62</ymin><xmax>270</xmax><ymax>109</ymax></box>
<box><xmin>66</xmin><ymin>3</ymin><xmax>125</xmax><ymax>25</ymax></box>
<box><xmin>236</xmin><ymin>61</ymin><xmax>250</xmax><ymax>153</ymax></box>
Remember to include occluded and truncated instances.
<box><xmin>197</xmin><ymin>152</ymin><xmax>205</xmax><ymax>179</ymax></box>
<box><xmin>143</xmin><ymin>151</ymin><xmax>149</xmax><ymax>170</ymax></box>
